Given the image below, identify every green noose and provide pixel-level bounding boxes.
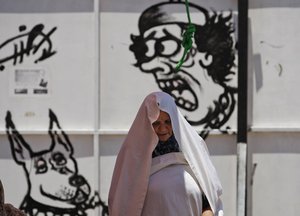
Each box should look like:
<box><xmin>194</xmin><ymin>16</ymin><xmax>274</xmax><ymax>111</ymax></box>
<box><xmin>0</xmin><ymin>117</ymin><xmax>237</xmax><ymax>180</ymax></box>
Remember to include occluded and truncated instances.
<box><xmin>175</xmin><ymin>0</ymin><xmax>196</xmax><ymax>72</ymax></box>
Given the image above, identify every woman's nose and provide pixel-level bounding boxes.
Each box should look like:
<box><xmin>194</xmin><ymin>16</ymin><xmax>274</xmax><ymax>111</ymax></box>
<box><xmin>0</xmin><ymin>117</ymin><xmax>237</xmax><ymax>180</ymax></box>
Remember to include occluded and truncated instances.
<box><xmin>158</xmin><ymin>124</ymin><xmax>167</xmax><ymax>132</ymax></box>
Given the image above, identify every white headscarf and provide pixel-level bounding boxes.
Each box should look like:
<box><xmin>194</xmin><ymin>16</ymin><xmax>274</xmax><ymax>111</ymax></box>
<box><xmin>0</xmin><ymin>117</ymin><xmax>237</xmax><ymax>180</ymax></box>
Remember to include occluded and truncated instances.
<box><xmin>108</xmin><ymin>92</ymin><xmax>223</xmax><ymax>216</ymax></box>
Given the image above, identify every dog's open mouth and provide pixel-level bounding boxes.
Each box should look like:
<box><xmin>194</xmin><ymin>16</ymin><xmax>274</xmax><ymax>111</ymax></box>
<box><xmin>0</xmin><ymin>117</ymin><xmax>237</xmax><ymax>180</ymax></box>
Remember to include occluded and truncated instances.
<box><xmin>40</xmin><ymin>178</ymin><xmax>90</xmax><ymax>204</ymax></box>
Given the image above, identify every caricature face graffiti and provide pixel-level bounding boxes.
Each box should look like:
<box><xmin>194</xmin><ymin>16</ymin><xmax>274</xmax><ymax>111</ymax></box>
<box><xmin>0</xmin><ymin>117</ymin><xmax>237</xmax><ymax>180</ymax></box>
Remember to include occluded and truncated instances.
<box><xmin>130</xmin><ymin>1</ymin><xmax>237</xmax><ymax>137</ymax></box>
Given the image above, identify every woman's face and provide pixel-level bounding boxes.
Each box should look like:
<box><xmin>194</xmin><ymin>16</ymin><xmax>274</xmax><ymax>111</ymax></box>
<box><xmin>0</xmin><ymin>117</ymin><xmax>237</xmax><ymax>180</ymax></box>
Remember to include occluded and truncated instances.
<box><xmin>152</xmin><ymin>111</ymin><xmax>173</xmax><ymax>142</ymax></box>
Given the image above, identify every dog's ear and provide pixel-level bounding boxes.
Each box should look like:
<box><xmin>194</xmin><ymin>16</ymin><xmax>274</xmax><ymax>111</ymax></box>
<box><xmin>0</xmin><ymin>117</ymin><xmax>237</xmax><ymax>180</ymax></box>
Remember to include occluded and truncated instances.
<box><xmin>5</xmin><ymin>111</ymin><xmax>32</xmax><ymax>165</ymax></box>
<box><xmin>48</xmin><ymin>109</ymin><xmax>73</xmax><ymax>154</ymax></box>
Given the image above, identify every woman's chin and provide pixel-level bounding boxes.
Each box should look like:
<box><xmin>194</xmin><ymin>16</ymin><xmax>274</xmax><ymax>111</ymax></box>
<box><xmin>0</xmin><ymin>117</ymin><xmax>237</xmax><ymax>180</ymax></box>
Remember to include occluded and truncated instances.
<box><xmin>158</xmin><ymin>136</ymin><xmax>171</xmax><ymax>142</ymax></box>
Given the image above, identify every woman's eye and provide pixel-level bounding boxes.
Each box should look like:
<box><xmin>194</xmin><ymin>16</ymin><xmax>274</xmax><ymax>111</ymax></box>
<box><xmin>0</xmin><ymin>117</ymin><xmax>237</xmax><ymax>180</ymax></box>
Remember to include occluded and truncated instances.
<box><xmin>152</xmin><ymin>121</ymin><xmax>160</xmax><ymax>127</ymax></box>
<box><xmin>165</xmin><ymin>120</ymin><xmax>172</xmax><ymax>125</ymax></box>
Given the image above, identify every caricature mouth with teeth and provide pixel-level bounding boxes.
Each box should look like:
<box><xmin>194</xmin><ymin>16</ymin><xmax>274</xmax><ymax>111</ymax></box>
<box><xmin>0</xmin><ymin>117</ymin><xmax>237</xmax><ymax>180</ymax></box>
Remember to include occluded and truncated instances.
<box><xmin>157</xmin><ymin>77</ymin><xmax>198</xmax><ymax>111</ymax></box>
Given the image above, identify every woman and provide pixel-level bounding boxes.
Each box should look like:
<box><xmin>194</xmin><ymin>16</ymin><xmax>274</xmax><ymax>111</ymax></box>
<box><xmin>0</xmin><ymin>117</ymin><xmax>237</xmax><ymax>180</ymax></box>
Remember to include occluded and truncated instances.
<box><xmin>0</xmin><ymin>180</ymin><xmax>26</xmax><ymax>216</ymax></box>
<box><xmin>108</xmin><ymin>92</ymin><xmax>223</xmax><ymax>216</ymax></box>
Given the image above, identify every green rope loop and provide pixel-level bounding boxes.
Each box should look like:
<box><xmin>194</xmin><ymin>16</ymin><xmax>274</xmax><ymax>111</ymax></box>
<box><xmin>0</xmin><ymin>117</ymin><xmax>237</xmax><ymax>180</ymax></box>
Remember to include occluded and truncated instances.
<box><xmin>175</xmin><ymin>0</ymin><xmax>195</xmax><ymax>72</ymax></box>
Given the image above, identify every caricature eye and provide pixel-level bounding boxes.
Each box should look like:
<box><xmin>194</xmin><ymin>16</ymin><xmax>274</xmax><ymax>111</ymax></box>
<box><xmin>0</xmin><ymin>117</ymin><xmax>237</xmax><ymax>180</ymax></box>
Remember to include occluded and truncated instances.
<box><xmin>35</xmin><ymin>158</ymin><xmax>48</xmax><ymax>174</ymax></box>
<box><xmin>52</xmin><ymin>152</ymin><xmax>67</xmax><ymax>166</ymax></box>
<box><xmin>145</xmin><ymin>40</ymin><xmax>156</xmax><ymax>58</ymax></box>
<box><xmin>159</xmin><ymin>40</ymin><xmax>180</xmax><ymax>56</ymax></box>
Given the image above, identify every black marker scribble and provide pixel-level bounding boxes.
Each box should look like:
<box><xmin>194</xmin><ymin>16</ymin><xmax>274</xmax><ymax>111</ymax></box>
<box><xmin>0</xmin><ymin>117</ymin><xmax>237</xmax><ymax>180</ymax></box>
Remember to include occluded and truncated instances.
<box><xmin>0</xmin><ymin>24</ymin><xmax>57</xmax><ymax>71</ymax></box>
<box><xmin>276</xmin><ymin>63</ymin><xmax>283</xmax><ymax>76</ymax></box>
<box><xmin>260</xmin><ymin>41</ymin><xmax>283</xmax><ymax>49</ymax></box>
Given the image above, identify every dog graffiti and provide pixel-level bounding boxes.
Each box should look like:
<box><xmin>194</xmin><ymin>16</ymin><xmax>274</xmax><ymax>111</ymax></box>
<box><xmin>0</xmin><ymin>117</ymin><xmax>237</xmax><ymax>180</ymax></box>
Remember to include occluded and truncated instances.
<box><xmin>129</xmin><ymin>0</ymin><xmax>237</xmax><ymax>138</ymax></box>
<box><xmin>5</xmin><ymin>110</ymin><xmax>108</xmax><ymax>216</ymax></box>
<box><xmin>0</xmin><ymin>24</ymin><xmax>57</xmax><ymax>71</ymax></box>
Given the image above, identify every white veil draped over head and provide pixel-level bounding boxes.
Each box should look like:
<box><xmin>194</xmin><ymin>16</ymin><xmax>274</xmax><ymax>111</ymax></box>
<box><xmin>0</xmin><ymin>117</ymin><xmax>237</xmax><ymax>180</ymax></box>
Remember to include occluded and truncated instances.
<box><xmin>108</xmin><ymin>92</ymin><xmax>223</xmax><ymax>216</ymax></box>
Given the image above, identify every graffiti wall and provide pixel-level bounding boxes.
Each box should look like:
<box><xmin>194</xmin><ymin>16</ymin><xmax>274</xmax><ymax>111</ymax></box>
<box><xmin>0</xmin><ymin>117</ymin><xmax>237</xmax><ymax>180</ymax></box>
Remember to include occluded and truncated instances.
<box><xmin>249</xmin><ymin>5</ymin><xmax>300</xmax><ymax>129</ymax></box>
<box><xmin>248</xmin><ymin>2</ymin><xmax>300</xmax><ymax>216</ymax></box>
<box><xmin>1</xmin><ymin>0</ymin><xmax>300</xmax><ymax>216</ymax></box>
<box><xmin>0</xmin><ymin>0</ymin><xmax>238</xmax><ymax>214</ymax></box>
<box><xmin>0</xmin><ymin>13</ymin><xmax>96</xmax><ymax>130</ymax></box>
<box><xmin>0</xmin><ymin>1</ymin><xmax>106</xmax><ymax>215</ymax></box>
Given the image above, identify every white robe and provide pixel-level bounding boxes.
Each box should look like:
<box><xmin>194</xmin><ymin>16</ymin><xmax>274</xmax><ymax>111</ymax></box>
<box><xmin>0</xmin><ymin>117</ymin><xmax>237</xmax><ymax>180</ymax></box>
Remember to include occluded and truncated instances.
<box><xmin>142</xmin><ymin>152</ymin><xmax>203</xmax><ymax>216</ymax></box>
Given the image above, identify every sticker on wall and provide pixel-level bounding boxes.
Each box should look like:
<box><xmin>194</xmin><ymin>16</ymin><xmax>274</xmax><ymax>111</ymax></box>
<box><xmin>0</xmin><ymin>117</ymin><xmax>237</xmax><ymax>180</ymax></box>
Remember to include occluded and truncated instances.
<box><xmin>9</xmin><ymin>68</ymin><xmax>50</xmax><ymax>96</ymax></box>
